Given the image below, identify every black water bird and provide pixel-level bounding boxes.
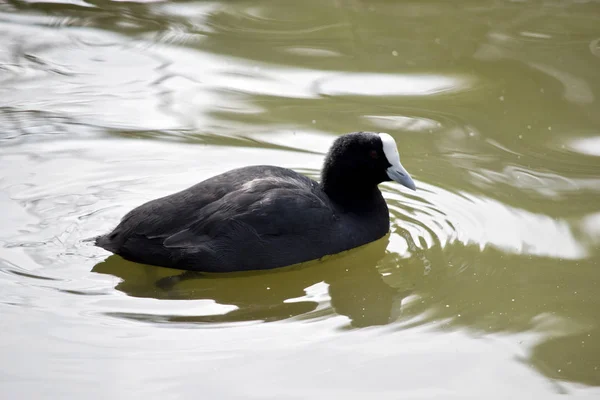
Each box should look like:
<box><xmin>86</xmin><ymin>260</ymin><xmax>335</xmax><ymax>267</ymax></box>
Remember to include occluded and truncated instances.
<box><xmin>95</xmin><ymin>132</ymin><xmax>416</xmax><ymax>272</ymax></box>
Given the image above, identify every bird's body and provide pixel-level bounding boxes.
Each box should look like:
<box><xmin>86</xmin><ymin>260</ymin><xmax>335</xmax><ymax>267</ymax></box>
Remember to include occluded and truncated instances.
<box><xmin>95</xmin><ymin>132</ymin><xmax>416</xmax><ymax>272</ymax></box>
<box><xmin>96</xmin><ymin>165</ymin><xmax>389</xmax><ymax>272</ymax></box>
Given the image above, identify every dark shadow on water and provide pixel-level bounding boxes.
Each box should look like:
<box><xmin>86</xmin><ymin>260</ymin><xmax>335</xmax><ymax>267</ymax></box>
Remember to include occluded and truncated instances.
<box><xmin>92</xmin><ymin>234</ymin><xmax>413</xmax><ymax>328</ymax></box>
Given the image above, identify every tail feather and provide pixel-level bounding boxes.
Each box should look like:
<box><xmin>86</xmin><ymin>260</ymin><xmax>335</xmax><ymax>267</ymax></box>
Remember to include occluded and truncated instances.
<box><xmin>94</xmin><ymin>234</ymin><xmax>118</xmax><ymax>253</ymax></box>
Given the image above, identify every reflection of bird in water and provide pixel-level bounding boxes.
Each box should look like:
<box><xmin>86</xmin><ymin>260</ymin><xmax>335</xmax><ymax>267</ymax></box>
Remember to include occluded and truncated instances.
<box><xmin>92</xmin><ymin>234</ymin><xmax>414</xmax><ymax>328</ymax></box>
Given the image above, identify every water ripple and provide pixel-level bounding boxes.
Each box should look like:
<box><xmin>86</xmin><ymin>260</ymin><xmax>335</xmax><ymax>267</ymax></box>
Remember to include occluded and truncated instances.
<box><xmin>385</xmin><ymin>183</ymin><xmax>586</xmax><ymax>261</ymax></box>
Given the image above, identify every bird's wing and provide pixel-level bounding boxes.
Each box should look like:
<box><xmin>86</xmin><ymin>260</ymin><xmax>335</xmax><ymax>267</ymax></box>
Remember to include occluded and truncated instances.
<box><xmin>162</xmin><ymin>186</ymin><xmax>335</xmax><ymax>250</ymax></box>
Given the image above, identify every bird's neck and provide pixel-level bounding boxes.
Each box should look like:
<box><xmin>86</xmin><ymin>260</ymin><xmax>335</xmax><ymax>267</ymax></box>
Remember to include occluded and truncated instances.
<box><xmin>320</xmin><ymin>173</ymin><xmax>385</xmax><ymax>212</ymax></box>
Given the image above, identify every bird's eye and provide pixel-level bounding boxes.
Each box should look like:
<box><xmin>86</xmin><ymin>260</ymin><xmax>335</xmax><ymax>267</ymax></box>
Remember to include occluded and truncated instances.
<box><xmin>369</xmin><ymin>150</ymin><xmax>378</xmax><ymax>159</ymax></box>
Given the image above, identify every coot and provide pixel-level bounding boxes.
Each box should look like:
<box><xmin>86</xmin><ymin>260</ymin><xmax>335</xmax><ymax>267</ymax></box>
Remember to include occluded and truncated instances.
<box><xmin>95</xmin><ymin>132</ymin><xmax>416</xmax><ymax>272</ymax></box>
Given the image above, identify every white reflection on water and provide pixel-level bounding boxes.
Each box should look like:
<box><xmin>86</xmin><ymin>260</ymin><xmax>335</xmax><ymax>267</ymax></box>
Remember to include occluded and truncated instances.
<box><xmin>160</xmin><ymin>46</ymin><xmax>473</xmax><ymax>100</ymax></box>
<box><xmin>387</xmin><ymin>183</ymin><xmax>586</xmax><ymax>260</ymax></box>
<box><xmin>568</xmin><ymin>136</ymin><xmax>600</xmax><ymax>157</ymax></box>
<box><xmin>580</xmin><ymin>211</ymin><xmax>600</xmax><ymax>245</ymax></box>
<box><xmin>363</xmin><ymin>115</ymin><xmax>441</xmax><ymax>132</ymax></box>
<box><xmin>316</xmin><ymin>73</ymin><xmax>473</xmax><ymax>97</ymax></box>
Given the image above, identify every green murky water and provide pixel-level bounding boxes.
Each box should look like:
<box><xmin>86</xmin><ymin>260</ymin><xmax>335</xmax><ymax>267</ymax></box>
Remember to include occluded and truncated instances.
<box><xmin>1</xmin><ymin>0</ymin><xmax>599</xmax><ymax>397</ymax></box>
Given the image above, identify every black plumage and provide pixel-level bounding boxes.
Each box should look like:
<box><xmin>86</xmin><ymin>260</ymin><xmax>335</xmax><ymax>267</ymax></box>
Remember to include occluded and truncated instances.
<box><xmin>95</xmin><ymin>132</ymin><xmax>415</xmax><ymax>272</ymax></box>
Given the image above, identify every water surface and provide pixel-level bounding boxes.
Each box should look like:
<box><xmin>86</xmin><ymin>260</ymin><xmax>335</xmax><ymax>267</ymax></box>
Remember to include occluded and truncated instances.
<box><xmin>1</xmin><ymin>0</ymin><xmax>600</xmax><ymax>398</ymax></box>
